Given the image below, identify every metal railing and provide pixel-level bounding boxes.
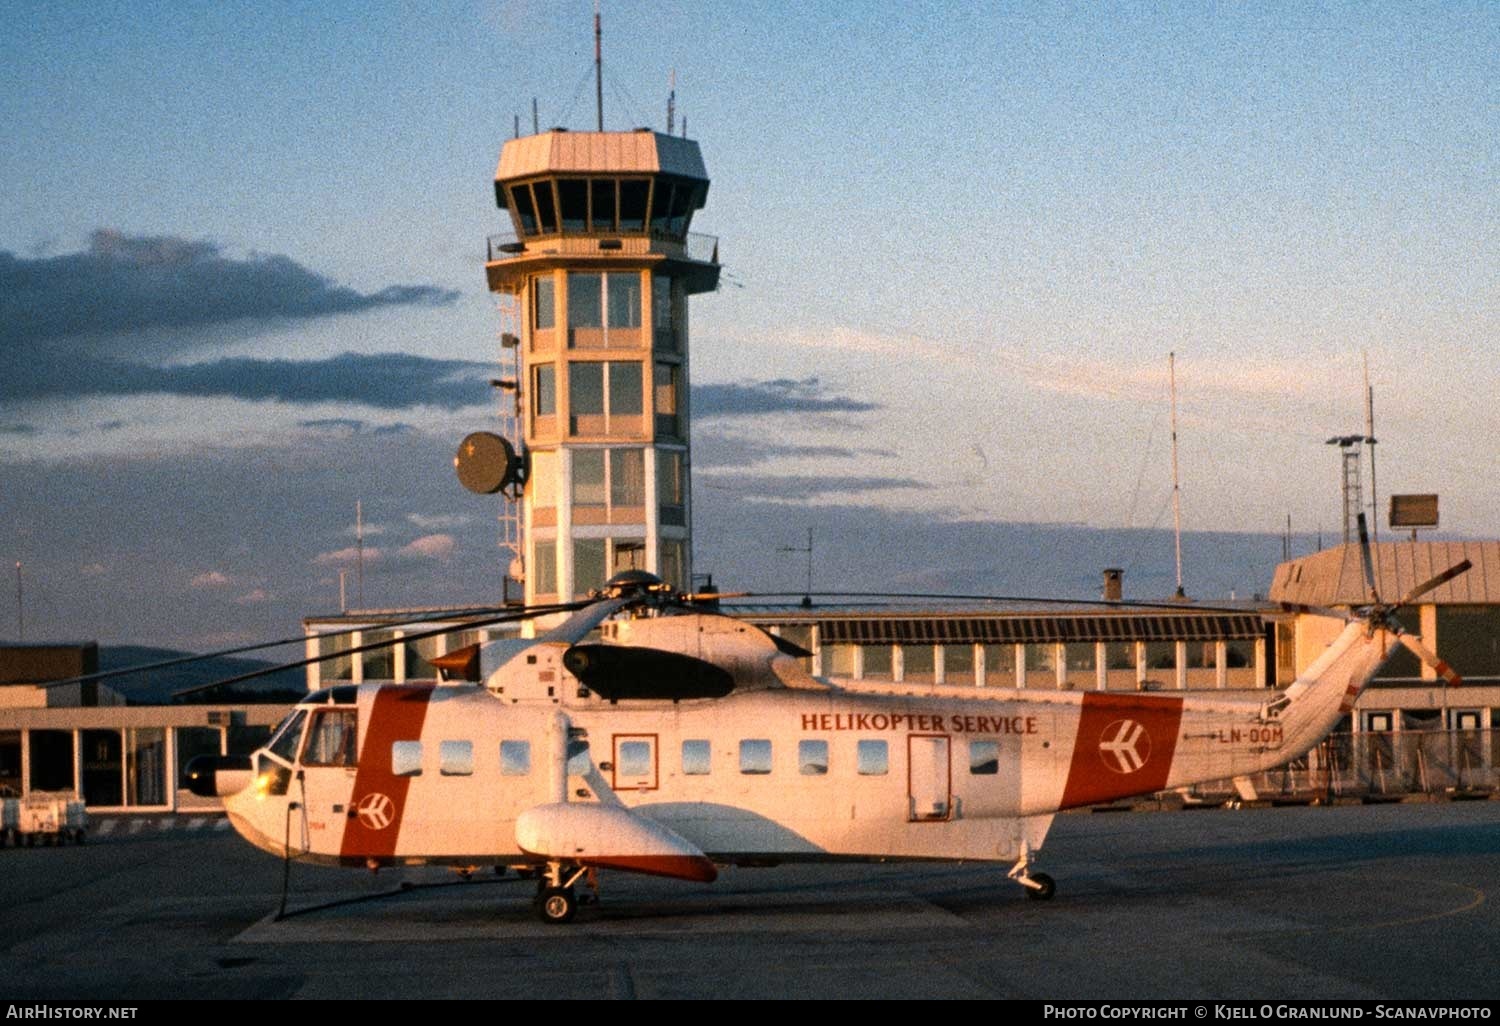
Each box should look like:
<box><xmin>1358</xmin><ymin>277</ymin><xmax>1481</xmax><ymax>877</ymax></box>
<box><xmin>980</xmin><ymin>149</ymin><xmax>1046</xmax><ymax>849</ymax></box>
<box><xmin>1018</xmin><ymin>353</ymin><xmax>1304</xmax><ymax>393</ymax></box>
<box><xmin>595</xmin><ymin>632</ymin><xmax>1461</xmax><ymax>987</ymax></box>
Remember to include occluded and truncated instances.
<box><xmin>484</xmin><ymin>229</ymin><xmax>719</xmax><ymax>265</ymax></box>
<box><xmin>1190</xmin><ymin>729</ymin><xmax>1499</xmax><ymax>801</ymax></box>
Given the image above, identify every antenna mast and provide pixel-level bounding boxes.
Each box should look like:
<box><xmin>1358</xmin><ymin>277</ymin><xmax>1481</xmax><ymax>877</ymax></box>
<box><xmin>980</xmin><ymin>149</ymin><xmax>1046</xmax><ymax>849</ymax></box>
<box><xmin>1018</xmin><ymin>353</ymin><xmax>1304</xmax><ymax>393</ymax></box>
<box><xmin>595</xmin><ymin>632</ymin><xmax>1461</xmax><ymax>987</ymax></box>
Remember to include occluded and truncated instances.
<box><xmin>1169</xmin><ymin>352</ymin><xmax>1185</xmax><ymax>599</ymax></box>
<box><xmin>355</xmin><ymin>499</ymin><xmax>365</xmax><ymax>608</ymax></box>
<box><xmin>667</xmin><ymin>69</ymin><xmax>676</xmax><ymax>134</ymax></box>
<box><xmin>594</xmin><ymin>0</ymin><xmax>604</xmax><ymax>131</ymax></box>
<box><xmin>1364</xmin><ymin>352</ymin><xmax>1379</xmax><ymax>544</ymax></box>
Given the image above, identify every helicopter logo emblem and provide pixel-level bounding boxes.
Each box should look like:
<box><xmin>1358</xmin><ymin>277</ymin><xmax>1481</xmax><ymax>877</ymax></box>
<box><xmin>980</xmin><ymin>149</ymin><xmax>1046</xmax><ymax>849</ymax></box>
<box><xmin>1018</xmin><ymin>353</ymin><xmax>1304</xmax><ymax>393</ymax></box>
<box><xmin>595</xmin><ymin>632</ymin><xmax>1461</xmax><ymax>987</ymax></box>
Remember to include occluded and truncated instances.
<box><xmin>356</xmin><ymin>792</ymin><xmax>395</xmax><ymax>831</ymax></box>
<box><xmin>1099</xmin><ymin>719</ymin><xmax>1150</xmax><ymax>774</ymax></box>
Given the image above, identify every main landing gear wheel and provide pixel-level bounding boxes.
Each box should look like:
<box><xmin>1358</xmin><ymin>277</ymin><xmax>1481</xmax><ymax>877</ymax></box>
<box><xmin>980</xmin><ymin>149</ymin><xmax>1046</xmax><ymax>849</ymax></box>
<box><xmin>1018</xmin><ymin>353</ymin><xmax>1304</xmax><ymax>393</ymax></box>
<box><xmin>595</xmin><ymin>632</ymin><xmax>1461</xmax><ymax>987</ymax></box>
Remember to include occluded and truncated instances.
<box><xmin>537</xmin><ymin>886</ymin><xmax>577</xmax><ymax>925</ymax></box>
<box><xmin>1025</xmin><ymin>873</ymin><xmax>1056</xmax><ymax>901</ymax></box>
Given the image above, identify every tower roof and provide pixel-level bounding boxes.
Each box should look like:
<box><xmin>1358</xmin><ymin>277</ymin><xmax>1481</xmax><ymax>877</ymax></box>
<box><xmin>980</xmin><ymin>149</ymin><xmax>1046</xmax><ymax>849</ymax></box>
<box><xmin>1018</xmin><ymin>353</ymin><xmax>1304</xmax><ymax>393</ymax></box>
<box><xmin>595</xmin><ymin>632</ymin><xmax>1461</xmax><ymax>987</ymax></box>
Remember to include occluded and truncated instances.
<box><xmin>497</xmin><ymin>130</ymin><xmax>708</xmax><ymax>183</ymax></box>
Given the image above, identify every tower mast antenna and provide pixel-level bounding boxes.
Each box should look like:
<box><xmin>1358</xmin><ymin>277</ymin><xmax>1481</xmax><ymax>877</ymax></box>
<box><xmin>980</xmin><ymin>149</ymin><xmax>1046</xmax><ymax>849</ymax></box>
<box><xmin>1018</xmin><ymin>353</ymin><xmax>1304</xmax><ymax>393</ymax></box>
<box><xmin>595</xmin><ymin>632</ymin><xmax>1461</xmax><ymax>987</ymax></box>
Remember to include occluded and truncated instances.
<box><xmin>594</xmin><ymin>0</ymin><xmax>604</xmax><ymax>132</ymax></box>
<box><xmin>667</xmin><ymin>68</ymin><xmax>676</xmax><ymax>134</ymax></box>
<box><xmin>1364</xmin><ymin>351</ymin><xmax>1379</xmax><ymax>544</ymax></box>
<box><xmin>1169</xmin><ymin>352</ymin><xmax>1186</xmax><ymax>599</ymax></box>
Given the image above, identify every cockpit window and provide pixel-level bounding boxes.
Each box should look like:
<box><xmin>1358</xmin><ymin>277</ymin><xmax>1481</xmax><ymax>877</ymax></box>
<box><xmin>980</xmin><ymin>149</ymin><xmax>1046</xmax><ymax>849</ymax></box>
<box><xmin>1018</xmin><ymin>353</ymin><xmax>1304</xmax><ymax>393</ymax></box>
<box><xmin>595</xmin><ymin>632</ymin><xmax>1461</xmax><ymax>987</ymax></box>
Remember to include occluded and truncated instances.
<box><xmin>266</xmin><ymin>710</ymin><xmax>307</xmax><ymax>764</ymax></box>
<box><xmin>302</xmin><ymin>709</ymin><xmax>358</xmax><ymax>767</ymax></box>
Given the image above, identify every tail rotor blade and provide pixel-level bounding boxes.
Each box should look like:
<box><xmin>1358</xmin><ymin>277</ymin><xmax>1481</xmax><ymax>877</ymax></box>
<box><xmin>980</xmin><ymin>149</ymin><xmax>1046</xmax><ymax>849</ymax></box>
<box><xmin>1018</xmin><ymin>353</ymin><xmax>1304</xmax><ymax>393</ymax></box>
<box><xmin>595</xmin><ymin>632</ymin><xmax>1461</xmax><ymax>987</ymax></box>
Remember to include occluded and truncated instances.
<box><xmin>1396</xmin><ymin>559</ymin><xmax>1473</xmax><ymax>609</ymax></box>
<box><xmin>1277</xmin><ymin>601</ymin><xmax>1354</xmax><ymax>622</ymax></box>
<box><xmin>1396</xmin><ymin>632</ymin><xmax>1464</xmax><ymax>688</ymax></box>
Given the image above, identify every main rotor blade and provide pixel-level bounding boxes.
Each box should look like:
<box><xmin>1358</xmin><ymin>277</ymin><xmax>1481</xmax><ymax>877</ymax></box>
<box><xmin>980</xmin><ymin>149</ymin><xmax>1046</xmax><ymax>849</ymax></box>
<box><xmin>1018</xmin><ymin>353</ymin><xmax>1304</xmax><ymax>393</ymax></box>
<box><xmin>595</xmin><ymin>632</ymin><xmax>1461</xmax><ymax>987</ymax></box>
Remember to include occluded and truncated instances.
<box><xmin>1395</xmin><ymin>632</ymin><xmax>1464</xmax><ymax>688</ymax></box>
<box><xmin>723</xmin><ymin>591</ymin><xmax>1258</xmax><ymax>617</ymax></box>
<box><xmin>171</xmin><ymin>601</ymin><xmax>586</xmax><ymax>698</ymax></box>
<box><xmin>1357</xmin><ymin>512</ymin><xmax>1381</xmax><ymax>605</ymax></box>
<box><xmin>36</xmin><ymin>604</ymin><xmax>537</xmax><ymax>691</ymax></box>
<box><xmin>1395</xmin><ymin>559</ymin><xmax>1473</xmax><ymax>609</ymax></box>
<box><xmin>540</xmin><ymin>596</ymin><xmax>634</xmax><ymax>647</ymax></box>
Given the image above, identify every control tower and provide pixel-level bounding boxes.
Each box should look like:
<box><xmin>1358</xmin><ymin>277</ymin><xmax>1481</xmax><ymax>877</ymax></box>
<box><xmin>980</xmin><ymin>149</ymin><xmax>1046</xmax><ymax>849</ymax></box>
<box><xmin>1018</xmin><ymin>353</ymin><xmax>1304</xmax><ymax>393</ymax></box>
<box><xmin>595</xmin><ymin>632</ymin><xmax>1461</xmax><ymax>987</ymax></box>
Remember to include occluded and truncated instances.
<box><xmin>485</xmin><ymin>129</ymin><xmax>720</xmax><ymax>605</ymax></box>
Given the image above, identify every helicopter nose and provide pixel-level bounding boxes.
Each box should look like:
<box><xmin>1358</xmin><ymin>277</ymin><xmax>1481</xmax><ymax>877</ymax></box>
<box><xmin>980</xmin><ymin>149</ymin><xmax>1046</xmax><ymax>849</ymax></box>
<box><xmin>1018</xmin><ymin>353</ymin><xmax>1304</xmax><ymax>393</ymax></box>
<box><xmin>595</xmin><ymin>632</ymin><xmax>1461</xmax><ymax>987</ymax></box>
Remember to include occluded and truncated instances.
<box><xmin>184</xmin><ymin>754</ymin><xmax>253</xmax><ymax>798</ymax></box>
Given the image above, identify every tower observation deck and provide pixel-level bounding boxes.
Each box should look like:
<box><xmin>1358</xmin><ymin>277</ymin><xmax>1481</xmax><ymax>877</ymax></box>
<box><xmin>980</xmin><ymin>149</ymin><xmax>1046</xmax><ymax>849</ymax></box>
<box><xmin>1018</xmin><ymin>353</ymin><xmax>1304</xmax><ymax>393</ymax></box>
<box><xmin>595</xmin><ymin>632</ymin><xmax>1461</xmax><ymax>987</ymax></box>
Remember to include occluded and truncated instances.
<box><xmin>485</xmin><ymin>128</ymin><xmax>720</xmax><ymax>605</ymax></box>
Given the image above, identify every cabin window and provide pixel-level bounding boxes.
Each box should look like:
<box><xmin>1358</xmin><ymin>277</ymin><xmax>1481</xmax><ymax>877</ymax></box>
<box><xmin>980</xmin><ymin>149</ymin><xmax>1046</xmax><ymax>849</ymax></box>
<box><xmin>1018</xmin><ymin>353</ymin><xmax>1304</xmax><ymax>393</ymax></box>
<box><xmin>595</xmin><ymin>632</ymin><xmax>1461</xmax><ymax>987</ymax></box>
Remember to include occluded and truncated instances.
<box><xmin>618</xmin><ymin>740</ymin><xmax>652</xmax><ymax>780</ymax></box>
<box><xmin>739</xmin><ymin>739</ymin><xmax>772</xmax><ymax>775</ymax></box>
<box><xmin>439</xmin><ymin>740</ymin><xmax>473</xmax><ymax>777</ymax></box>
<box><xmin>798</xmin><ymin>739</ymin><xmax>828</xmax><ymax>775</ymax></box>
<box><xmin>857</xmin><ymin>740</ymin><xmax>888</xmax><ymax>775</ymax></box>
<box><xmin>302</xmin><ymin>710</ymin><xmax>358</xmax><ymax>767</ymax></box>
<box><xmin>267</xmin><ymin>710</ymin><xmax>307</xmax><ymax>763</ymax></box>
<box><xmin>969</xmin><ymin>740</ymin><xmax>999</xmax><ymax>775</ymax></box>
<box><xmin>391</xmin><ymin>741</ymin><xmax>422</xmax><ymax>777</ymax></box>
<box><xmin>500</xmin><ymin>740</ymin><xmax>531</xmax><ymax>776</ymax></box>
<box><xmin>681</xmin><ymin>739</ymin><xmax>710</xmax><ymax>775</ymax></box>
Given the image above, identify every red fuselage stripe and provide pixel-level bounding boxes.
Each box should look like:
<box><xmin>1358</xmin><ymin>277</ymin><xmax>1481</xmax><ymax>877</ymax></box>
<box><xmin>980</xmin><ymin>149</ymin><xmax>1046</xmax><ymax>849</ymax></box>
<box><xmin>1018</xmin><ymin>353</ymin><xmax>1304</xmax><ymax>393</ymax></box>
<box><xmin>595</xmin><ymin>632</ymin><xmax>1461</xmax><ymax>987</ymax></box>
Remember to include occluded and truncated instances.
<box><xmin>340</xmin><ymin>685</ymin><xmax>435</xmax><ymax>860</ymax></box>
<box><xmin>1058</xmin><ymin>692</ymin><xmax>1184</xmax><ymax>809</ymax></box>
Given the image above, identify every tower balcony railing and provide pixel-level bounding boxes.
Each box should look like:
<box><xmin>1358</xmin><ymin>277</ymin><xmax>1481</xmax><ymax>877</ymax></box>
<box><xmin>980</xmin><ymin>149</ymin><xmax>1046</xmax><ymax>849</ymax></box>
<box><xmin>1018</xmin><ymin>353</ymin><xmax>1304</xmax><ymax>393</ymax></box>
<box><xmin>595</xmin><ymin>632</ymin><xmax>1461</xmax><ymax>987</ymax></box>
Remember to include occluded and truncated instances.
<box><xmin>486</xmin><ymin>229</ymin><xmax>719</xmax><ymax>265</ymax></box>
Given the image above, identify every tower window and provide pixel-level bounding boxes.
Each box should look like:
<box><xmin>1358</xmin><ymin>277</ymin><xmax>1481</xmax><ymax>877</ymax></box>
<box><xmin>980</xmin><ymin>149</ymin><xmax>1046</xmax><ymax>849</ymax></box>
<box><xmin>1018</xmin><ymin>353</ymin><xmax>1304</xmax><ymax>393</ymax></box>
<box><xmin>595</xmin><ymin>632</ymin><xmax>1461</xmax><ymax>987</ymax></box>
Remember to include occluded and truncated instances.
<box><xmin>569</xmin><ymin>362</ymin><xmax>642</xmax><ymax>435</ymax></box>
<box><xmin>531</xmin><ymin>540</ymin><xmax>557</xmax><ymax>595</ymax></box>
<box><xmin>655</xmin><ymin>362</ymin><xmax>681</xmax><ymax>437</ymax></box>
<box><xmin>510</xmin><ymin>184</ymin><xmax>538</xmax><ymax>235</ymax></box>
<box><xmin>533</xmin><ymin>276</ymin><xmax>555</xmax><ymax>331</ymax></box>
<box><xmin>658</xmin><ymin>450</ymin><xmax>686</xmax><ymax>527</ymax></box>
<box><xmin>532</xmin><ymin>180</ymin><xmax>558</xmax><ymax>234</ymax></box>
<box><xmin>590</xmin><ymin>178</ymin><xmax>617</xmax><ymax>232</ymax></box>
<box><xmin>568</xmin><ymin>273</ymin><xmax>602</xmax><ymax>329</ymax></box>
<box><xmin>652</xmin><ymin>276</ymin><xmax>676</xmax><ymax>351</ymax></box>
<box><xmin>619</xmin><ymin>178</ymin><xmax>649</xmax><ymax>231</ymax></box>
<box><xmin>533</xmin><ymin>365</ymin><xmax>556</xmax><ymax>417</ymax></box>
<box><xmin>574</xmin><ymin>538</ymin><xmax>607</xmax><ymax>593</ymax></box>
<box><xmin>558</xmin><ymin>179</ymin><xmax>588</xmax><ymax>233</ymax></box>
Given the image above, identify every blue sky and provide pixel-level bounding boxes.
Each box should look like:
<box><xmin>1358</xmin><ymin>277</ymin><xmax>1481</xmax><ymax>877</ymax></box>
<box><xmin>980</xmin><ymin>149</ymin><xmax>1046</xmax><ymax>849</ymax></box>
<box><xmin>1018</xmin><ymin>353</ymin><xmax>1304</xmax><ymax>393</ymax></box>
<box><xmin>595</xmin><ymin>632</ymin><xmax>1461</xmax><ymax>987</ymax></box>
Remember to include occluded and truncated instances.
<box><xmin>2</xmin><ymin>2</ymin><xmax>1496</xmax><ymax>649</ymax></box>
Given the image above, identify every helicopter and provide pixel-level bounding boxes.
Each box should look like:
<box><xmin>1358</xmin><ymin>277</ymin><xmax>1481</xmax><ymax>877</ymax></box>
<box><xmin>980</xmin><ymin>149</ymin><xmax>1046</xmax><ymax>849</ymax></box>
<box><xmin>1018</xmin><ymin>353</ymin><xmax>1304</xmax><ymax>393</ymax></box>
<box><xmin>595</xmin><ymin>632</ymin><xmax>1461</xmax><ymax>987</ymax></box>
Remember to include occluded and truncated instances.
<box><xmin>181</xmin><ymin>514</ymin><xmax>1471</xmax><ymax>925</ymax></box>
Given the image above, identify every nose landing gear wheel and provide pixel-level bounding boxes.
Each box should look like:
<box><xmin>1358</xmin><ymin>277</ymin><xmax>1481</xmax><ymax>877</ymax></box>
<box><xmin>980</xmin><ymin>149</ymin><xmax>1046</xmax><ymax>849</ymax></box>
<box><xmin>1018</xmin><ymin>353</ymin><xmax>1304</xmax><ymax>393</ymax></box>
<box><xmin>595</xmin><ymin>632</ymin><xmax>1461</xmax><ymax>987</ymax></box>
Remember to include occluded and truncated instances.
<box><xmin>1025</xmin><ymin>872</ymin><xmax>1056</xmax><ymax>901</ymax></box>
<box><xmin>537</xmin><ymin>886</ymin><xmax>577</xmax><ymax>924</ymax></box>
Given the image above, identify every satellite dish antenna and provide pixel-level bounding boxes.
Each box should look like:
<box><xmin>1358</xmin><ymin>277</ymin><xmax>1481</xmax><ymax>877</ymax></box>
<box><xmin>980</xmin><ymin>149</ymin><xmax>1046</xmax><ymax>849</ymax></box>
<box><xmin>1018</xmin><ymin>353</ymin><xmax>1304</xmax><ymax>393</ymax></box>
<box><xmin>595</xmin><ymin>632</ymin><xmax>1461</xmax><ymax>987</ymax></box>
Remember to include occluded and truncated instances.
<box><xmin>454</xmin><ymin>431</ymin><xmax>521</xmax><ymax>495</ymax></box>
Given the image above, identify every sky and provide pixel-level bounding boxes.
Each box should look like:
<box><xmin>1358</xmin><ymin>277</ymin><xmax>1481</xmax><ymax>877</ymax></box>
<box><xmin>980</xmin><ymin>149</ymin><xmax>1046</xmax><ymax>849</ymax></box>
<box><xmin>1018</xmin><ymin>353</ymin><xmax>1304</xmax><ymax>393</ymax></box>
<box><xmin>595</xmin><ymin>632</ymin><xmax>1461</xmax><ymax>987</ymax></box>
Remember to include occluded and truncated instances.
<box><xmin>2</xmin><ymin>1</ymin><xmax>1496</xmax><ymax>651</ymax></box>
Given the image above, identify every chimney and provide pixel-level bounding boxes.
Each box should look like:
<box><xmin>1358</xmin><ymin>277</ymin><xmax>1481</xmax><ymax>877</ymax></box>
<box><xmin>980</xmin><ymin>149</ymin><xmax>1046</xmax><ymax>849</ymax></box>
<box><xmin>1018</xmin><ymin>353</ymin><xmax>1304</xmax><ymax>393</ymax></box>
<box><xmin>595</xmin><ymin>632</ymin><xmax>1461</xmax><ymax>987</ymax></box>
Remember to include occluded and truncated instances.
<box><xmin>1103</xmin><ymin>568</ymin><xmax>1123</xmax><ymax>602</ymax></box>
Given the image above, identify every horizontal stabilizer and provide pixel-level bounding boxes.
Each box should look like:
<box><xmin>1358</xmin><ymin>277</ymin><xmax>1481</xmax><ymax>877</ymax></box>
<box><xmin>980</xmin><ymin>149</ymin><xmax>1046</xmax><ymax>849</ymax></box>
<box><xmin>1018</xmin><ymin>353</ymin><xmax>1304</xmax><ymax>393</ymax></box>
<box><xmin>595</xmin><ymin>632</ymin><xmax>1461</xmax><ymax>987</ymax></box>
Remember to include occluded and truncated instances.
<box><xmin>516</xmin><ymin>802</ymin><xmax>717</xmax><ymax>882</ymax></box>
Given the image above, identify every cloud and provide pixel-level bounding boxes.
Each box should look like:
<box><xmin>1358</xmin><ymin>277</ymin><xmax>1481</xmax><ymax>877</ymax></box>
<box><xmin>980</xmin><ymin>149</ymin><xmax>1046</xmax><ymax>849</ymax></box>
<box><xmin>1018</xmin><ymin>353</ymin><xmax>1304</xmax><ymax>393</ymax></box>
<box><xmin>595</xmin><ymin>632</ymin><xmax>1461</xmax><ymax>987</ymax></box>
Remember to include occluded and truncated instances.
<box><xmin>235</xmin><ymin>588</ymin><xmax>272</xmax><ymax>605</ymax></box>
<box><xmin>0</xmin><ymin>229</ymin><xmax>457</xmax><ymax>349</ymax></box>
<box><xmin>299</xmin><ymin>418</ymin><xmax>418</xmax><ymax>436</ymax></box>
<box><xmin>80</xmin><ymin>562</ymin><xmax>107</xmax><ymax>577</ymax></box>
<box><xmin>0</xmin><ymin>424</ymin><xmax>37</xmax><ymax>435</ymax></box>
<box><xmin>695</xmin><ymin>432</ymin><xmax>896</xmax><ymax>469</ymax></box>
<box><xmin>693</xmin><ymin>378</ymin><xmax>880</xmax><ymax>418</ymax></box>
<box><xmin>0</xmin><ymin>230</ymin><xmax>475</xmax><ymax>411</ymax></box>
<box><xmin>189</xmin><ymin>570</ymin><xmax>231</xmax><ymax>588</ymax></box>
<box><xmin>1</xmin><ymin>352</ymin><xmax>491</xmax><ymax>409</ymax></box>
<box><xmin>407</xmin><ymin>513</ymin><xmax>474</xmax><ymax>530</ymax></box>
<box><xmin>312</xmin><ymin>545</ymin><xmax>381</xmax><ymax>568</ymax></box>
<box><xmin>696</xmin><ymin>474</ymin><xmax>925</xmax><ymax>501</ymax></box>
<box><xmin>395</xmin><ymin>533</ymin><xmax>455</xmax><ymax>562</ymax></box>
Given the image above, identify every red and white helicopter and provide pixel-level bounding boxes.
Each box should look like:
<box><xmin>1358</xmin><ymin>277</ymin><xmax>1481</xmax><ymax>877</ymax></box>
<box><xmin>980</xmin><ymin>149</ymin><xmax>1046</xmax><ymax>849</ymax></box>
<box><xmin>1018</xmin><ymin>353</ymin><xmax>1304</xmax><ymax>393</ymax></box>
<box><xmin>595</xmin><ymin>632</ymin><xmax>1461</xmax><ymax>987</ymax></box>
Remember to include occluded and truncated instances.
<box><xmin>187</xmin><ymin>518</ymin><xmax>1469</xmax><ymax>924</ymax></box>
